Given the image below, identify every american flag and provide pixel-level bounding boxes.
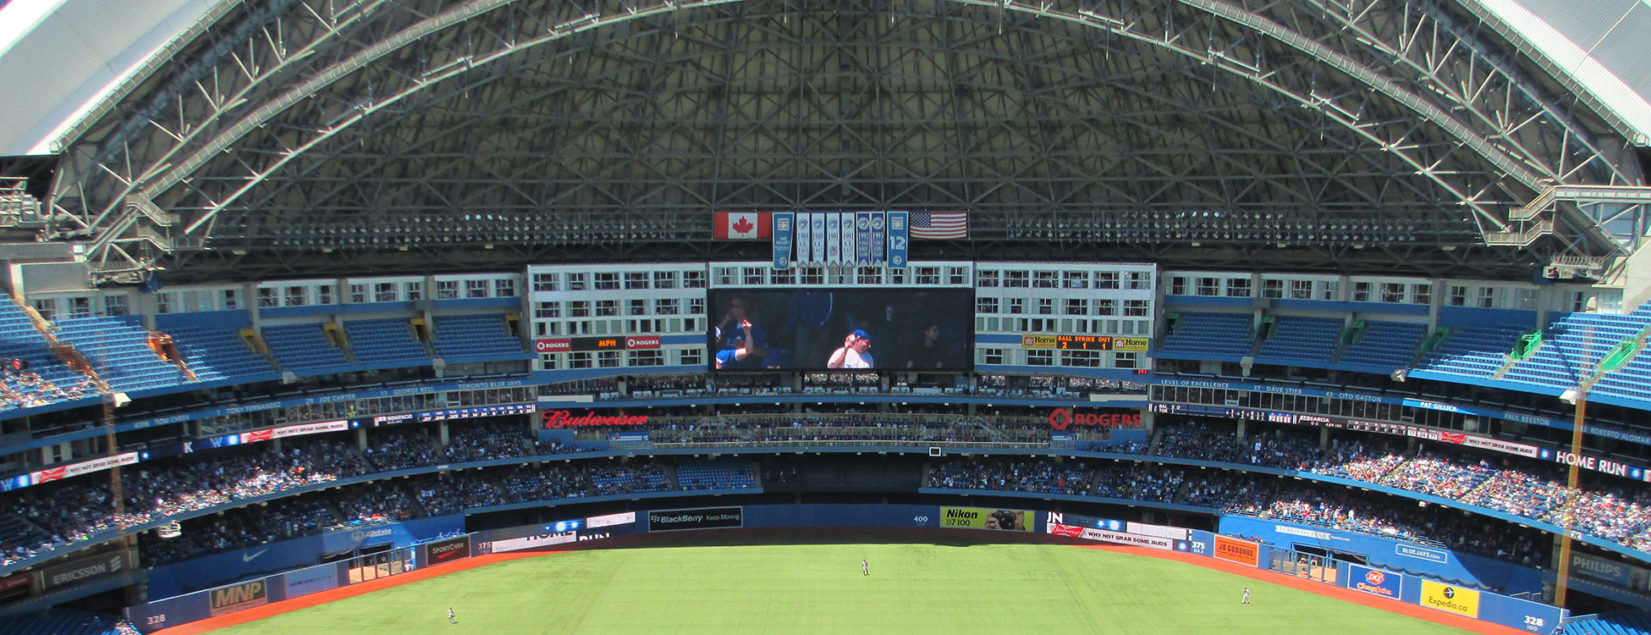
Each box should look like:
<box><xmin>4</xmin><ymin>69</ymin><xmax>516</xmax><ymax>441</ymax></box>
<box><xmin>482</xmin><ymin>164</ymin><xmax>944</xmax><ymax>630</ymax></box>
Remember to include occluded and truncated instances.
<box><xmin>910</xmin><ymin>211</ymin><xmax>968</xmax><ymax>240</ymax></box>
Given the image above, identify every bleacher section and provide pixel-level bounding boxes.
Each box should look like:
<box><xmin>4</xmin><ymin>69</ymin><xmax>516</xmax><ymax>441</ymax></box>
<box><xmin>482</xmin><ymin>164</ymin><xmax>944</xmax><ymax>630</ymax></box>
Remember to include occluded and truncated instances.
<box><xmin>1502</xmin><ymin>312</ymin><xmax>1651</xmax><ymax>391</ymax></box>
<box><xmin>431</xmin><ymin>314</ymin><xmax>529</xmax><ymax>363</ymax></box>
<box><xmin>588</xmin><ymin>465</ymin><xmax>670</xmax><ymax>495</ymax></box>
<box><xmin>53</xmin><ymin>316</ymin><xmax>185</xmax><ymax>393</ymax></box>
<box><xmin>675</xmin><ymin>459</ymin><xmax>759</xmax><ymax>490</ymax></box>
<box><xmin>164</xmin><ymin>326</ymin><xmax>278</xmax><ymax>383</ymax></box>
<box><xmin>1411</xmin><ymin>324</ymin><xmax>1529</xmax><ymax>382</ymax></box>
<box><xmin>1338</xmin><ymin>321</ymin><xmax>1428</xmax><ymax>371</ymax></box>
<box><xmin>1155</xmin><ymin>312</ymin><xmax>1253</xmax><ymax>362</ymax></box>
<box><xmin>0</xmin><ymin>611</ymin><xmax>119</xmax><ymax>635</ymax></box>
<box><xmin>260</xmin><ymin>323</ymin><xmax>350</xmax><ymax>375</ymax></box>
<box><xmin>1254</xmin><ymin>316</ymin><xmax>1342</xmax><ymax>366</ymax></box>
<box><xmin>0</xmin><ymin>295</ymin><xmax>94</xmax><ymax>409</ymax></box>
<box><xmin>342</xmin><ymin>319</ymin><xmax>430</xmax><ymax>369</ymax></box>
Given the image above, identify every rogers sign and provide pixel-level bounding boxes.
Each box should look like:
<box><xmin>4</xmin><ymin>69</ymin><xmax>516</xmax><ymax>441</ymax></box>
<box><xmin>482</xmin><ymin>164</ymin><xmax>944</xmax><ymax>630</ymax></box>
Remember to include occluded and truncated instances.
<box><xmin>541</xmin><ymin>410</ymin><xmax>650</xmax><ymax>428</ymax></box>
<box><xmin>1048</xmin><ymin>408</ymin><xmax>1141</xmax><ymax>430</ymax></box>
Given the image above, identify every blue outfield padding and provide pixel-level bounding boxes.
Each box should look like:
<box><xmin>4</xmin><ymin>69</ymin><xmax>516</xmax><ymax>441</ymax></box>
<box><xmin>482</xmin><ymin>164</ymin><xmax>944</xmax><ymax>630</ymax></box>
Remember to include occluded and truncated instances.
<box><xmin>1217</xmin><ymin>515</ymin><xmax>1544</xmax><ymax>595</ymax></box>
<box><xmin>128</xmin><ymin>503</ymin><xmax>1565</xmax><ymax>635</ymax></box>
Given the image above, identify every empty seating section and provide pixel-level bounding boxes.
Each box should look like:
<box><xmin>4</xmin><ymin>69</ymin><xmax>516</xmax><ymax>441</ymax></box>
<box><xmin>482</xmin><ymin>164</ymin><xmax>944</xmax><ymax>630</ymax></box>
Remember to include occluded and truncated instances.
<box><xmin>1255</xmin><ymin>316</ymin><xmax>1341</xmax><ymax>365</ymax></box>
<box><xmin>343</xmin><ymin>319</ymin><xmax>429</xmax><ymax>367</ymax></box>
<box><xmin>164</xmin><ymin>326</ymin><xmax>276</xmax><ymax>382</ymax></box>
<box><xmin>1156</xmin><ymin>312</ymin><xmax>1252</xmax><ymax>360</ymax></box>
<box><xmin>431</xmin><ymin>314</ymin><xmax>526</xmax><ymax>362</ymax></box>
<box><xmin>1338</xmin><ymin>321</ymin><xmax>1427</xmax><ymax>370</ymax></box>
<box><xmin>261</xmin><ymin>324</ymin><xmax>350</xmax><ymax>373</ymax></box>
<box><xmin>0</xmin><ymin>294</ymin><xmax>93</xmax><ymax>408</ymax></box>
<box><xmin>53</xmin><ymin>316</ymin><xmax>184</xmax><ymax>393</ymax></box>
<box><xmin>1504</xmin><ymin>313</ymin><xmax>1651</xmax><ymax>390</ymax></box>
<box><xmin>1584</xmin><ymin>305</ymin><xmax>1651</xmax><ymax>401</ymax></box>
<box><xmin>675</xmin><ymin>460</ymin><xmax>759</xmax><ymax>490</ymax></box>
<box><xmin>1414</xmin><ymin>324</ymin><xmax>1529</xmax><ymax>380</ymax></box>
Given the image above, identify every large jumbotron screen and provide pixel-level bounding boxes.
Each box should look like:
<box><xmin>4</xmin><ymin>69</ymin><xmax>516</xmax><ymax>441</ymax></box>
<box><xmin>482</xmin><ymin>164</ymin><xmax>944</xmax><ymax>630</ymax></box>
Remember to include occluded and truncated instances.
<box><xmin>706</xmin><ymin>288</ymin><xmax>974</xmax><ymax>372</ymax></box>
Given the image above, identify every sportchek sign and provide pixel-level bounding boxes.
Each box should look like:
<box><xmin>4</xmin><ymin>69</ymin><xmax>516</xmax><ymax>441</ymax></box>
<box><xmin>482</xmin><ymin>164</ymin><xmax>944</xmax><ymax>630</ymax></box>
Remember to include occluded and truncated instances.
<box><xmin>540</xmin><ymin>410</ymin><xmax>650</xmax><ymax>428</ymax></box>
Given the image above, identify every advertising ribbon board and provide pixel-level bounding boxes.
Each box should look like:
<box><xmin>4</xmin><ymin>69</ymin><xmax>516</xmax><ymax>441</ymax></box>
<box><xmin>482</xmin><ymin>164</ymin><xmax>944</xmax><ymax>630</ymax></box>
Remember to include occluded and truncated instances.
<box><xmin>939</xmin><ymin>507</ymin><xmax>1031</xmax><ymax>531</ymax></box>
<box><xmin>648</xmin><ymin>507</ymin><xmax>744</xmax><ymax>532</ymax></box>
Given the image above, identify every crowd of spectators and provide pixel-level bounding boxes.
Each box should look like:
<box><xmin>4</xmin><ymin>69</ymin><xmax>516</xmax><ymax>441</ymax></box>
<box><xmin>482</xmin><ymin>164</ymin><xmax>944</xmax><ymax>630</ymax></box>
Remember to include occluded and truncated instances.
<box><xmin>0</xmin><ymin>367</ymin><xmax>95</xmax><ymax>410</ymax></box>
<box><xmin>926</xmin><ymin>454</ymin><xmax>1550</xmax><ymax>568</ymax></box>
<box><xmin>9</xmin><ymin>415</ymin><xmax>1651</xmax><ymax>573</ymax></box>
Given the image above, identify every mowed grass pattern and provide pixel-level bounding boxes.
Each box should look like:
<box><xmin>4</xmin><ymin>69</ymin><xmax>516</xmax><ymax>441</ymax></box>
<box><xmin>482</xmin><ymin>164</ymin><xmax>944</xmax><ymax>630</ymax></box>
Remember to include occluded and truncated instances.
<box><xmin>219</xmin><ymin>543</ymin><xmax>1464</xmax><ymax>634</ymax></box>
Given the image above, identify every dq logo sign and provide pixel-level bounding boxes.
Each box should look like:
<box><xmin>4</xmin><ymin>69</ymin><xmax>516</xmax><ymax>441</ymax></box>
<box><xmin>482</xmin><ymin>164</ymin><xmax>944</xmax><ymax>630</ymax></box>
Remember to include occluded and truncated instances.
<box><xmin>1365</xmin><ymin>570</ymin><xmax>1385</xmax><ymax>585</ymax></box>
<box><xmin>1048</xmin><ymin>408</ymin><xmax>1142</xmax><ymax>430</ymax></box>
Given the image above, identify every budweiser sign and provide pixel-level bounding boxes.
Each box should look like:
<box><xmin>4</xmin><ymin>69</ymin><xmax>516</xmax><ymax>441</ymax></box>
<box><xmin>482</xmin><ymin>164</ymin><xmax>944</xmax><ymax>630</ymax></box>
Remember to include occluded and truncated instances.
<box><xmin>540</xmin><ymin>410</ymin><xmax>650</xmax><ymax>428</ymax></box>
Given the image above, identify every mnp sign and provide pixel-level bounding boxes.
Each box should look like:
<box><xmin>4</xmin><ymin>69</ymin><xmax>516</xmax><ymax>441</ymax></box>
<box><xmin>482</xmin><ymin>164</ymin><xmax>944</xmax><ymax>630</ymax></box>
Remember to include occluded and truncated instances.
<box><xmin>210</xmin><ymin>580</ymin><xmax>269</xmax><ymax>616</ymax></box>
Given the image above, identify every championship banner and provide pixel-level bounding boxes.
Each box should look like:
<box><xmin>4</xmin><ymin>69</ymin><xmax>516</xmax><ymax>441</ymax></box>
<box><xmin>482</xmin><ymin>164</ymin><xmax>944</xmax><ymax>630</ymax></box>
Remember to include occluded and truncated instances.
<box><xmin>772</xmin><ymin>212</ymin><xmax>794</xmax><ymax>270</ymax></box>
<box><xmin>839</xmin><ymin>212</ymin><xmax>856</xmax><ymax>265</ymax></box>
<box><xmin>826</xmin><ymin>213</ymin><xmax>842</xmax><ymax>264</ymax></box>
<box><xmin>811</xmin><ymin>213</ymin><xmax>827</xmax><ymax>265</ymax></box>
<box><xmin>886</xmin><ymin>211</ymin><xmax>908</xmax><ymax>268</ymax></box>
<box><xmin>796</xmin><ymin>212</ymin><xmax>813</xmax><ymax>264</ymax></box>
<box><xmin>855</xmin><ymin>212</ymin><xmax>871</xmax><ymax>265</ymax></box>
<box><xmin>939</xmin><ymin>507</ymin><xmax>1030</xmax><ymax>531</ymax></box>
<box><xmin>868</xmin><ymin>212</ymin><xmax>885</xmax><ymax>264</ymax></box>
<box><xmin>1213</xmin><ymin>535</ymin><xmax>1260</xmax><ymax>567</ymax></box>
<box><xmin>1347</xmin><ymin>564</ymin><xmax>1402</xmax><ymax>599</ymax></box>
<box><xmin>1420</xmin><ymin>580</ymin><xmax>1480</xmax><ymax>618</ymax></box>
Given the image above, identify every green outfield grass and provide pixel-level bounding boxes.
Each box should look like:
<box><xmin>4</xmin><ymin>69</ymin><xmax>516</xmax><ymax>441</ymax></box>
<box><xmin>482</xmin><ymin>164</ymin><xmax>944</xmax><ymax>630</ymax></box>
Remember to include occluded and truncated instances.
<box><xmin>218</xmin><ymin>542</ymin><xmax>1463</xmax><ymax>634</ymax></box>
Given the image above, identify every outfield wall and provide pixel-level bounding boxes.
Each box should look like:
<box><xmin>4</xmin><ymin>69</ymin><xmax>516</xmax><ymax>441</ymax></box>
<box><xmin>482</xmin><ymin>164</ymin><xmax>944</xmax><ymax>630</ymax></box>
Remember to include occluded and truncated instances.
<box><xmin>125</xmin><ymin>503</ymin><xmax>1565</xmax><ymax>634</ymax></box>
<box><xmin>144</xmin><ymin>515</ymin><xmax>464</xmax><ymax>598</ymax></box>
<box><xmin>1217</xmin><ymin>515</ymin><xmax>1546</xmax><ymax>594</ymax></box>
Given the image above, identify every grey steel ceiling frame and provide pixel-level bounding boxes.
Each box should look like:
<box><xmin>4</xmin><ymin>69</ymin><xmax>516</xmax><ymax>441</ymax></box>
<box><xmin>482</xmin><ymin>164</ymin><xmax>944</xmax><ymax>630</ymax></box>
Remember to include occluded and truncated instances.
<box><xmin>41</xmin><ymin>0</ymin><xmax>1645</xmax><ymax>283</ymax></box>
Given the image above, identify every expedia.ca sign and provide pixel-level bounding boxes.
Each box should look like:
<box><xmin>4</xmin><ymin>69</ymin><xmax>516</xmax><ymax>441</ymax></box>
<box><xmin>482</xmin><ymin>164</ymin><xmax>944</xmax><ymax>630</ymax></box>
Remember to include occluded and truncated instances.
<box><xmin>1047</xmin><ymin>408</ymin><xmax>1142</xmax><ymax>430</ymax></box>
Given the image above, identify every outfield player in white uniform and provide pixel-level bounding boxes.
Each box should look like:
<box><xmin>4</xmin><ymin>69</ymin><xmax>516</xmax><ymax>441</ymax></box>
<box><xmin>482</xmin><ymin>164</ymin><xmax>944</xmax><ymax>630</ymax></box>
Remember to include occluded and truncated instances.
<box><xmin>448</xmin><ymin>607</ymin><xmax>457</xmax><ymax>624</ymax></box>
<box><xmin>862</xmin><ymin>559</ymin><xmax>869</xmax><ymax>576</ymax></box>
<box><xmin>1241</xmin><ymin>588</ymin><xmax>1250</xmax><ymax>605</ymax></box>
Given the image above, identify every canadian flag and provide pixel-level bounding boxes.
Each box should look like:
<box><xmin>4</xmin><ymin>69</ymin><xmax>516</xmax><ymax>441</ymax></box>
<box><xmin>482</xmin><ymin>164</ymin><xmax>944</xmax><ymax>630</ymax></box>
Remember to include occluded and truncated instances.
<box><xmin>712</xmin><ymin>211</ymin><xmax>772</xmax><ymax>240</ymax></box>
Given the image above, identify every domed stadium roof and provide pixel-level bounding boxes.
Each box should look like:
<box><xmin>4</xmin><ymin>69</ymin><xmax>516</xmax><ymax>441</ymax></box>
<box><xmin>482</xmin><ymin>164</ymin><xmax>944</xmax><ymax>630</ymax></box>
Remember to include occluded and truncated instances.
<box><xmin>4</xmin><ymin>0</ymin><xmax>1650</xmax><ymax>283</ymax></box>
